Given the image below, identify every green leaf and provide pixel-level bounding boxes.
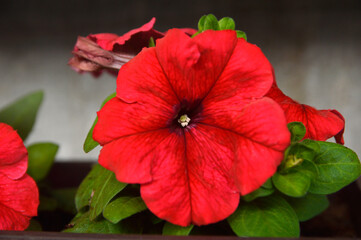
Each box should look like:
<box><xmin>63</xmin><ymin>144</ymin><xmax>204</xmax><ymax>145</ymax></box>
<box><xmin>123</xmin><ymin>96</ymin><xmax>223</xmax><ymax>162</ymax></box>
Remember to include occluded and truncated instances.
<box><xmin>83</xmin><ymin>92</ymin><xmax>116</xmax><ymax>153</ymax></box>
<box><xmin>27</xmin><ymin>142</ymin><xmax>58</xmax><ymax>182</ymax></box>
<box><xmin>88</xmin><ymin>165</ymin><xmax>127</xmax><ymax>220</ymax></box>
<box><xmin>272</xmin><ymin>160</ymin><xmax>316</xmax><ymax>197</ymax></box>
<box><xmin>308</xmin><ymin>141</ymin><xmax>361</xmax><ymax>194</ymax></box>
<box><xmin>243</xmin><ymin>179</ymin><xmax>274</xmax><ymax>202</ymax></box>
<box><xmin>202</xmin><ymin>14</ymin><xmax>220</xmax><ymax>31</ymax></box>
<box><xmin>75</xmin><ymin>164</ymin><xmax>98</xmax><ymax>211</ymax></box>
<box><xmin>75</xmin><ymin>164</ymin><xmax>127</xmax><ymax>214</ymax></box>
<box><xmin>228</xmin><ymin>195</ymin><xmax>300</xmax><ymax>237</ymax></box>
<box><xmin>286</xmin><ymin>193</ymin><xmax>329</xmax><ymax>222</ymax></box>
<box><xmin>218</xmin><ymin>17</ymin><xmax>235</xmax><ymax>30</ymax></box>
<box><xmin>288</xmin><ymin>122</ymin><xmax>306</xmax><ymax>143</ymax></box>
<box><xmin>198</xmin><ymin>15</ymin><xmax>207</xmax><ymax>31</ymax></box>
<box><xmin>149</xmin><ymin>37</ymin><xmax>155</xmax><ymax>47</ymax></box>
<box><xmin>103</xmin><ymin>197</ymin><xmax>147</xmax><ymax>224</ymax></box>
<box><xmin>235</xmin><ymin>30</ymin><xmax>247</xmax><ymax>41</ymax></box>
<box><xmin>163</xmin><ymin>222</ymin><xmax>194</xmax><ymax>236</ymax></box>
<box><xmin>63</xmin><ymin>211</ymin><xmax>137</xmax><ymax>234</ymax></box>
<box><xmin>0</xmin><ymin>90</ymin><xmax>43</xmax><ymax>140</ymax></box>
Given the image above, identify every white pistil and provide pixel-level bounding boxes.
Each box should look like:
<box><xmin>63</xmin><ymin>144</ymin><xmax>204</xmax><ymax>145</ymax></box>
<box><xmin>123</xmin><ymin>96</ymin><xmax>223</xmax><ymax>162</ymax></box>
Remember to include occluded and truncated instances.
<box><xmin>178</xmin><ymin>114</ymin><xmax>191</xmax><ymax>127</ymax></box>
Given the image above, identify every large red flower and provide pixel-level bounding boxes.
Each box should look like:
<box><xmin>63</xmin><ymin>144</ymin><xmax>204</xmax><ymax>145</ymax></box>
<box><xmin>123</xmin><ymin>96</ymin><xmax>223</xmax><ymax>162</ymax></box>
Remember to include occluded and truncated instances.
<box><xmin>266</xmin><ymin>74</ymin><xmax>345</xmax><ymax>144</ymax></box>
<box><xmin>93</xmin><ymin>29</ymin><xmax>290</xmax><ymax>226</ymax></box>
<box><xmin>0</xmin><ymin>123</ymin><xmax>39</xmax><ymax>230</ymax></box>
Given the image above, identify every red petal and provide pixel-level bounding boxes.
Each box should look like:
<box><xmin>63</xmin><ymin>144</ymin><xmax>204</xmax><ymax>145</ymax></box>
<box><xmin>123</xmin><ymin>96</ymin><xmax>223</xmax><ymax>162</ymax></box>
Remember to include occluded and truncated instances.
<box><xmin>141</xmin><ymin>128</ymin><xmax>240</xmax><ymax>226</ymax></box>
<box><xmin>93</xmin><ymin>97</ymin><xmax>172</xmax><ymax>146</ymax></box>
<box><xmin>204</xmin><ymin>38</ymin><xmax>273</xmax><ymax>104</ymax></box>
<box><xmin>201</xmin><ymin>97</ymin><xmax>290</xmax><ymax>194</ymax></box>
<box><xmin>0</xmin><ymin>123</ymin><xmax>27</xmax><ymax>180</ymax></box>
<box><xmin>0</xmin><ymin>174</ymin><xmax>39</xmax><ymax>230</ymax></box>
<box><xmin>89</xmin><ymin>18</ymin><xmax>164</xmax><ymax>54</ymax></box>
<box><xmin>155</xmin><ymin>29</ymin><xmax>238</xmax><ymax>102</ymax></box>
<box><xmin>116</xmin><ymin>46</ymin><xmax>178</xmax><ymax>106</ymax></box>
<box><xmin>266</xmin><ymin>83</ymin><xmax>345</xmax><ymax>144</ymax></box>
<box><xmin>98</xmin><ymin>129</ymin><xmax>170</xmax><ymax>184</ymax></box>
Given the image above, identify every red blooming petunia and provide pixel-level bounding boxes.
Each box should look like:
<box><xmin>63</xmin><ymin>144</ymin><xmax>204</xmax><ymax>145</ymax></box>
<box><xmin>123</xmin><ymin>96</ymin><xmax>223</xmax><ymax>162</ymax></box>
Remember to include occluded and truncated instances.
<box><xmin>0</xmin><ymin>123</ymin><xmax>39</xmax><ymax>230</ymax></box>
<box><xmin>0</xmin><ymin>124</ymin><xmax>28</xmax><ymax>179</ymax></box>
<box><xmin>266</xmin><ymin>72</ymin><xmax>345</xmax><ymax>144</ymax></box>
<box><xmin>69</xmin><ymin>17</ymin><xmax>197</xmax><ymax>76</ymax></box>
<box><xmin>93</xmin><ymin>29</ymin><xmax>290</xmax><ymax>226</ymax></box>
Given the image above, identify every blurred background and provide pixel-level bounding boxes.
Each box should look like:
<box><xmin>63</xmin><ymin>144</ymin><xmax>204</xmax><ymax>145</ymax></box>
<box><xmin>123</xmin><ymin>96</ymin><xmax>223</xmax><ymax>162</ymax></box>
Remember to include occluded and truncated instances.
<box><xmin>0</xmin><ymin>0</ymin><xmax>360</xmax><ymax>161</ymax></box>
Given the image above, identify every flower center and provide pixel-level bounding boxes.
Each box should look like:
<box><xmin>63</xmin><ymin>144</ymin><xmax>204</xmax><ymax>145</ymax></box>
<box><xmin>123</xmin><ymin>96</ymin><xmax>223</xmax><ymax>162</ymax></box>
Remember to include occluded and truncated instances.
<box><xmin>168</xmin><ymin>99</ymin><xmax>203</xmax><ymax>135</ymax></box>
<box><xmin>178</xmin><ymin>114</ymin><xmax>191</xmax><ymax>127</ymax></box>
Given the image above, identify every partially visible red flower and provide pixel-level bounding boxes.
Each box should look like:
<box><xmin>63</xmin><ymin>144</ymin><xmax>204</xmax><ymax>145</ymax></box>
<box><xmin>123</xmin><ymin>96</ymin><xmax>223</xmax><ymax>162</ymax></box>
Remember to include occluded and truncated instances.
<box><xmin>0</xmin><ymin>123</ymin><xmax>39</xmax><ymax>231</ymax></box>
<box><xmin>266</xmin><ymin>73</ymin><xmax>345</xmax><ymax>144</ymax></box>
<box><xmin>93</xmin><ymin>29</ymin><xmax>290</xmax><ymax>226</ymax></box>
<box><xmin>69</xmin><ymin>17</ymin><xmax>197</xmax><ymax>76</ymax></box>
<box><xmin>0</xmin><ymin>124</ymin><xmax>27</xmax><ymax>179</ymax></box>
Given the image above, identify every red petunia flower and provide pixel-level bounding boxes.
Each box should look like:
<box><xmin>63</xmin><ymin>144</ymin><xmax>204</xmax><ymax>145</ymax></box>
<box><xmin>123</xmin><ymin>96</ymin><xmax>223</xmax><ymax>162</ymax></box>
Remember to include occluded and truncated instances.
<box><xmin>0</xmin><ymin>123</ymin><xmax>39</xmax><ymax>231</ymax></box>
<box><xmin>69</xmin><ymin>17</ymin><xmax>197</xmax><ymax>76</ymax></box>
<box><xmin>266</xmin><ymin>73</ymin><xmax>345</xmax><ymax>144</ymax></box>
<box><xmin>93</xmin><ymin>29</ymin><xmax>290</xmax><ymax>226</ymax></box>
<box><xmin>0</xmin><ymin>123</ymin><xmax>28</xmax><ymax>180</ymax></box>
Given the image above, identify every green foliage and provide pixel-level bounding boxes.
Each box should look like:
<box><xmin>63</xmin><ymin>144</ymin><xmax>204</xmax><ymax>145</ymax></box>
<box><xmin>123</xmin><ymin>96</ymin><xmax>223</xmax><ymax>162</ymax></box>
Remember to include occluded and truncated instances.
<box><xmin>83</xmin><ymin>92</ymin><xmax>116</xmax><ymax>153</ymax></box>
<box><xmin>27</xmin><ymin>142</ymin><xmax>59</xmax><ymax>182</ymax></box>
<box><xmin>218</xmin><ymin>17</ymin><xmax>236</xmax><ymax>30</ymax></box>
<box><xmin>74</xmin><ymin>164</ymin><xmax>127</xmax><ymax>220</ymax></box>
<box><xmin>194</xmin><ymin>14</ymin><xmax>247</xmax><ymax>40</ymax></box>
<box><xmin>162</xmin><ymin>222</ymin><xmax>194</xmax><ymax>236</ymax></box>
<box><xmin>285</xmin><ymin>193</ymin><xmax>329</xmax><ymax>222</ymax></box>
<box><xmin>235</xmin><ymin>30</ymin><xmax>247</xmax><ymax>41</ymax></box>
<box><xmin>148</xmin><ymin>37</ymin><xmax>155</xmax><ymax>47</ymax></box>
<box><xmin>288</xmin><ymin>122</ymin><xmax>306</xmax><ymax>143</ymax></box>
<box><xmin>103</xmin><ymin>197</ymin><xmax>147</xmax><ymax>224</ymax></box>
<box><xmin>307</xmin><ymin>141</ymin><xmax>361</xmax><ymax>194</ymax></box>
<box><xmin>228</xmin><ymin>195</ymin><xmax>300</xmax><ymax>237</ymax></box>
<box><xmin>64</xmin><ymin>211</ymin><xmax>140</xmax><ymax>234</ymax></box>
<box><xmin>273</xmin><ymin>160</ymin><xmax>317</xmax><ymax>197</ymax></box>
<box><xmin>0</xmin><ymin>90</ymin><xmax>43</xmax><ymax>140</ymax></box>
<box><xmin>243</xmin><ymin>178</ymin><xmax>274</xmax><ymax>202</ymax></box>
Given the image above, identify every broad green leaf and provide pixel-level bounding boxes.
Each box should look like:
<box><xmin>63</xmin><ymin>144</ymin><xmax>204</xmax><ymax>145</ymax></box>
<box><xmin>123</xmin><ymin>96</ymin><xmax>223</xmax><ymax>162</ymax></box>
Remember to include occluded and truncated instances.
<box><xmin>308</xmin><ymin>141</ymin><xmax>361</xmax><ymax>194</ymax></box>
<box><xmin>235</xmin><ymin>30</ymin><xmax>247</xmax><ymax>41</ymax></box>
<box><xmin>162</xmin><ymin>222</ymin><xmax>194</xmax><ymax>236</ymax></box>
<box><xmin>63</xmin><ymin>211</ymin><xmax>138</xmax><ymax>234</ymax></box>
<box><xmin>83</xmin><ymin>92</ymin><xmax>116</xmax><ymax>153</ymax></box>
<box><xmin>218</xmin><ymin>17</ymin><xmax>235</xmax><ymax>30</ymax></box>
<box><xmin>75</xmin><ymin>164</ymin><xmax>127</xmax><ymax>213</ymax></box>
<box><xmin>197</xmin><ymin>15</ymin><xmax>207</xmax><ymax>31</ymax></box>
<box><xmin>288</xmin><ymin>122</ymin><xmax>306</xmax><ymax>143</ymax></box>
<box><xmin>243</xmin><ymin>179</ymin><xmax>274</xmax><ymax>202</ymax></box>
<box><xmin>286</xmin><ymin>193</ymin><xmax>329</xmax><ymax>222</ymax></box>
<box><xmin>272</xmin><ymin>159</ymin><xmax>316</xmax><ymax>197</ymax></box>
<box><xmin>88</xmin><ymin>165</ymin><xmax>127</xmax><ymax>220</ymax></box>
<box><xmin>202</xmin><ymin>14</ymin><xmax>220</xmax><ymax>31</ymax></box>
<box><xmin>228</xmin><ymin>195</ymin><xmax>300</xmax><ymax>237</ymax></box>
<box><xmin>103</xmin><ymin>197</ymin><xmax>147</xmax><ymax>224</ymax></box>
<box><xmin>0</xmin><ymin>90</ymin><xmax>43</xmax><ymax>140</ymax></box>
<box><xmin>272</xmin><ymin>171</ymin><xmax>311</xmax><ymax>197</ymax></box>
<box><xmin>27</xmin><ymin>142</ymin><xmax>58</xmax><ymax>182</ymax></box>
<box><xmin>75</xmin><ymin>164</ymin><xmax>98</xmax><ymax>211</ymax></box>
